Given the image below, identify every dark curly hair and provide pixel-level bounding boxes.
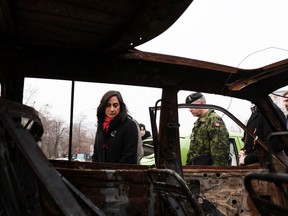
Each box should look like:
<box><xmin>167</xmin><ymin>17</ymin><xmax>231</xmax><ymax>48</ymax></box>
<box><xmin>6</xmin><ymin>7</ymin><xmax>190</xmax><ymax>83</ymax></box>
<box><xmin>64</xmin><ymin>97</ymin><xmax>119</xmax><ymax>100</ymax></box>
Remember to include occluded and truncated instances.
<box><xmin>96</xmin><ymin>90</ymin><xmax>129</xmax><ymax>124</ymax></box>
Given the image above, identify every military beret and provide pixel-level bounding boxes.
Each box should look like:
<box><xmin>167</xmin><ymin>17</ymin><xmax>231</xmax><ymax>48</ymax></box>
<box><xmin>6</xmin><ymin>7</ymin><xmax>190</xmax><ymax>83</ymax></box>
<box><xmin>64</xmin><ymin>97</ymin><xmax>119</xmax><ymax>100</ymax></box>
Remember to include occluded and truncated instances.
<box><xmin>185</xmin><ymin>92</ymin><xmax>204</xmax><ymax>104</ymax></box>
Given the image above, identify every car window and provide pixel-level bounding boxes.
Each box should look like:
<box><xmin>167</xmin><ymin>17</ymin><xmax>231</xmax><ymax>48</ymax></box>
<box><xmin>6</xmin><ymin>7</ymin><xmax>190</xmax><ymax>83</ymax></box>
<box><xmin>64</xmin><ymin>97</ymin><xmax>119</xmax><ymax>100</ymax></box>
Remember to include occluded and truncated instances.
<box><xmin>24</xmin><ymin>78</ymin><xmax>162</xmax><ymax>161</ymax></box>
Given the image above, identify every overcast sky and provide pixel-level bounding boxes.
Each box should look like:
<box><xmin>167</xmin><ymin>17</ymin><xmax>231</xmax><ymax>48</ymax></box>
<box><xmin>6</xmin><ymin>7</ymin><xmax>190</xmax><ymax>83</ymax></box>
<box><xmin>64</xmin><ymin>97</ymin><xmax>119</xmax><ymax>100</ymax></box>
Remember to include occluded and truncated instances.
<box><xmin>138</xmin><ymin>0</ymin><xmax>288</xmax><ymax>68</ymax></box>
<box><xmin>24</xmin><ymin>0</ymin><xmax>288</xmax><ymax>135</ymax></box>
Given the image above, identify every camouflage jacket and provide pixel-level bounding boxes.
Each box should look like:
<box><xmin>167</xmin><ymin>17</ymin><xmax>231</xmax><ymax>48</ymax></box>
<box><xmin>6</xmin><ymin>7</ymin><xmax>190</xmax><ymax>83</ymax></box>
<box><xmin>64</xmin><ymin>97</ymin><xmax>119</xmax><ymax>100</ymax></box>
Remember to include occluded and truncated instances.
<box><xmin>186</xmin><ymin>109</ymin><xmax>229</xmax><ymax>166</ymax></box>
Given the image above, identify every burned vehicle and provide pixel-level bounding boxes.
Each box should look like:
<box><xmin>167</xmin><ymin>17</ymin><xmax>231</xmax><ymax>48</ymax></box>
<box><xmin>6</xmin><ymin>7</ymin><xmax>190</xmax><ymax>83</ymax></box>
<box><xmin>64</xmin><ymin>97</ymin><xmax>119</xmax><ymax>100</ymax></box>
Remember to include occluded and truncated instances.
<box><xmin>1</xmin><ymin>0</ymin><xmax>288</xmax><ymax>215</ymax></box>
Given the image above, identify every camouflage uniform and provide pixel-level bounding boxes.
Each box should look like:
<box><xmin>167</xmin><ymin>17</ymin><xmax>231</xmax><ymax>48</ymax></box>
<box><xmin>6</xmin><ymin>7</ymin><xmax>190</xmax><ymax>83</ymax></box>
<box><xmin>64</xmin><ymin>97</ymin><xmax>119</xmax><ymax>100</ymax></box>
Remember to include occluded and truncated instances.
<box><xmin>186</xmin><ymin>109</ymin><xmax>229</xmax><ymax>166</ymax></box>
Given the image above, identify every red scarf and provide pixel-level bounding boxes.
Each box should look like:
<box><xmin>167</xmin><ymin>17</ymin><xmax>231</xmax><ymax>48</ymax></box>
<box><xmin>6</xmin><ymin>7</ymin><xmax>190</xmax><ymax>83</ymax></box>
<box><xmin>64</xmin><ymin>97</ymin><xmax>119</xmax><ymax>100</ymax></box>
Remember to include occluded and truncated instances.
<box><xmin>103</xmin><ymin>116</ymin><xmax>113</xmax><ymax>132</ymax></box>
<box><xmin>102</xmin><ymin>116</ymin><xmax>113</xmax><ymax>149</ymax></box>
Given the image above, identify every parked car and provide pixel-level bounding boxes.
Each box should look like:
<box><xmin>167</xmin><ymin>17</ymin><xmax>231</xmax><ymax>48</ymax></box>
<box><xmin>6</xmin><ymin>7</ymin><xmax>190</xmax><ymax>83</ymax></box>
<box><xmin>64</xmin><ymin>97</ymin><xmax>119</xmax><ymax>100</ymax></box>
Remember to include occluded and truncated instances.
<box><xmin>141</xmin><ymin>132</ymin><xmax>244</xmax><ymax>166</ymax></box>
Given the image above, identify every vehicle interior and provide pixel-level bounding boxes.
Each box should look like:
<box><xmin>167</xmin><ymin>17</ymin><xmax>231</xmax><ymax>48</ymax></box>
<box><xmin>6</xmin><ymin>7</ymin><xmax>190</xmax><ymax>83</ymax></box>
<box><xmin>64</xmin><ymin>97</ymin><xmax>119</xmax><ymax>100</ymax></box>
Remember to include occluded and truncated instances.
<box><xmin>1</xmin><ymin>0</ymin><xmax>288</xmax><ymax>215</ymax></box>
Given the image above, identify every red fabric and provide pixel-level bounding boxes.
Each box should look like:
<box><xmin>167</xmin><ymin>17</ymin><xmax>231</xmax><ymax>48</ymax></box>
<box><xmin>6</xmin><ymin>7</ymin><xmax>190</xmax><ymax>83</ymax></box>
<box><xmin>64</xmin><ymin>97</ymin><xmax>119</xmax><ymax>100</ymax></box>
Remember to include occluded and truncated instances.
<box><xmin>102</xmin><ymin>116</ymin><xmax>113</xmax><ymax>149</ymax></box>
<box><xmin>103</xmin><ymin>116</ymin><xmax>113</xmax><ymax>132</ymax></box>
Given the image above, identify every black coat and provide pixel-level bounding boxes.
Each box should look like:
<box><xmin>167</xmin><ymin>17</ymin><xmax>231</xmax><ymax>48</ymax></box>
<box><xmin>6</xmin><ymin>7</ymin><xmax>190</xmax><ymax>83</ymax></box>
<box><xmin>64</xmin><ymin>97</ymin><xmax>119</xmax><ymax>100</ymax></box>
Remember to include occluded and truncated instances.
<box><xmin>92</xmin><ymin>116</ymin><xmax>138</xmax><ymax>164</ymax></box>
<box><xmin>142</xmin><ymin>131</ymin><xmax>151</xmax><ymax>140</ymax></box>
<box><xmin>243</xmin><ymin>104</ymin><xmax>286</xmax><ymax>165</ymax></box>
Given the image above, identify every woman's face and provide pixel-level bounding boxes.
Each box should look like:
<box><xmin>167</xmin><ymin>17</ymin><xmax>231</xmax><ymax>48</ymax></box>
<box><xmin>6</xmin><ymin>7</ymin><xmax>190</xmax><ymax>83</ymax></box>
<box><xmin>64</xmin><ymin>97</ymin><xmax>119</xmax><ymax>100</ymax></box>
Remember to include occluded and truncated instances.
<box><xmin>105</xmin><ymin>96</ymin><xmax>120</xmax><ymax>118</ymax></box>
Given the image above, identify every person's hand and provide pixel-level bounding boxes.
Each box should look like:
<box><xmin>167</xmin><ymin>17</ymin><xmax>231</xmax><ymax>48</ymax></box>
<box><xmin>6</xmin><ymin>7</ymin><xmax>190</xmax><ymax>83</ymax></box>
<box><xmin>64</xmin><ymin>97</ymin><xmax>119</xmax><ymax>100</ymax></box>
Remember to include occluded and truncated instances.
<box><xmin>239</xmin><ymin>150</ymin><xmax>246</xmax><ymax>165</ymax></box>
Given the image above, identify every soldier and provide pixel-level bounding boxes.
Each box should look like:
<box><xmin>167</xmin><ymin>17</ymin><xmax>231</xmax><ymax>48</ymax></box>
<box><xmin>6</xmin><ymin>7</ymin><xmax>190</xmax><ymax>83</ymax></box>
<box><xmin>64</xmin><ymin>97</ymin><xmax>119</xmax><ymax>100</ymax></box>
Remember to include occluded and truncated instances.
<box><xmin>185</xmin><ymin>92</ymin><xmax>229</xmax><ymax>166</ymax></box>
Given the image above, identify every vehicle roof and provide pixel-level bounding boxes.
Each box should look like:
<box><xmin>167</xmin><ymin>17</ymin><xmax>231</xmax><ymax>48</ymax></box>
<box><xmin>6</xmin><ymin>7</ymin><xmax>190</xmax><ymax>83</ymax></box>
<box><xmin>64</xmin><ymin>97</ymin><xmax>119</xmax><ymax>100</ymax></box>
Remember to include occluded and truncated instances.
<box><xmin>0</xmin><ymin>0</ymin><xmax>193</xmax><ymax>52</ymax></box>
<box><xmin>0</xmin><ymin>0</ymin><xmax>288</xmax><ymax>101</ymax></box>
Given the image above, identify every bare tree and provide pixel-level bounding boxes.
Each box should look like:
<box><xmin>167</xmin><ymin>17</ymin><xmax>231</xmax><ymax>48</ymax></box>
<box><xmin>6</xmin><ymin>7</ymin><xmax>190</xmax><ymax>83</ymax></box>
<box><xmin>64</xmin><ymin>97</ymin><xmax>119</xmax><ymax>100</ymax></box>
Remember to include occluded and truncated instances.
<box><xmin>71</xmin><ymin>114</ymin><xmax>93</xmax><ymax>155</ymax></box>
<box><xmin>23</xmin><ymin>84</ymin><xmax>38</xmax><ymax>106</ymax></box>
<box><xmin>40</xmin><ymin>114</ymin><xmax>68</xmax><ymax>158</ymax></box>
<box><xmin>23</xmin><ymin>84</ymin><xmax>95</xmax><ymax>159</ymax></box>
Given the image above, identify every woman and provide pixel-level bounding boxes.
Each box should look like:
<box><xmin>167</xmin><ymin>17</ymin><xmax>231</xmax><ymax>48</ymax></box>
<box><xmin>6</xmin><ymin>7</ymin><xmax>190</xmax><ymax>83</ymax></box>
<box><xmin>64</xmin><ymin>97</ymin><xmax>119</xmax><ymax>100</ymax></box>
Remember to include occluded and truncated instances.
<box><xmin>92</xmin><ymin>90</ymin><xmax>139</xmax><ymax>164</ymax></box>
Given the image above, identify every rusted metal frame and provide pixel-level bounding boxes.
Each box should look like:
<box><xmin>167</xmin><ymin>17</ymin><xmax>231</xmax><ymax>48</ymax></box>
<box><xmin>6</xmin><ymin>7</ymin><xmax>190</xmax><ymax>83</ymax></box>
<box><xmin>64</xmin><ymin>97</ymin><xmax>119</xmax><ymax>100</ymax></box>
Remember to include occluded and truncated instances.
<box><xmin>0</xmin><ymin>132</ymin><xmax>30</xmax><ymax>215</ymax></box>
<box><xmin>257</xmin><ymin>96</ymin><xmax>288</xmax><ymax>140</ymax></box>
<box><xmin>68</xmin><ymin>80</ymin><xmax>75</xmax><ymax>162</ymax></box>
<box><xmin>149</xmin><ymin>99</ymin><xmax>161</xmax><ymax>165</ymax></box>
<box><xmin>0</xmin><ymin>0</ymin><xmax>15</xmax><ymax>39</ymax></box>
<box><xmin>0</xmin><ymin>74</ymin><xmax>25</xmax><ymax>104</ymax></box>
<box><xmin>227</xmin><ymin>60</ymin><xmax>288</xmax><ymax>91</ymax></box>
<box><xmin>147</xmin><ymin>168</ymin><xmax>204</xmax><ymax>215</ymax></box>
<box><xmin>150</xmin><ymin>100</ymin><xmax>273</xmax><ymax>168</ymax></box>
<box><xmin>182</xmin><ymin>166</ymin><xmax>265</xmax><ymax>215</ymax></box>
<box><xmin>0</xmin><ymin>51</ymin><xmax>236</xmax><ymax>97</ymax></box>
<box><xmin>56</xmin><ymin>166</ymin><xmax>203</xmax><ymax>215</ymax></box>
<box><xmin>0</xmin><ymin>106</ymin><xmax>86</xmax><ymax>215</ymax></box>
<box><xmin>157</xmin><ymin>88</ymin><xmax>182</xmax><ymax>176</ymax></box>
<box><xmin>54</xmin><ymin>166</ymin><xmax>198</xmax><ymax>214</ymax></box>
<box><xmin>179</xmin><ymin>103</ymin><xmax>247</xmax><ymax>133</ymax></box>
<box><xmin>244</xmin><ymin>172</ymin><xmax>288</xmax><ymax>215</ymax></box>
<box><xmin>0</xmin><ymin>102</ymin><xmax>43</xmax><ymax>215</ymax></box>
<box><xmin>58</xmin><ymin>171</ymin><xmax>106</xmax><ymax>216</ymax></box>
<box><xmin>123</xmin><ymin>50</ymin><xmax>236</xmax><ymax>74</ymax></box>
<box><xmin>180</xmin><ymin>103</ymin><xmax>288</xmax><ymax>170</ymax></box>
<box><xmin>251</xmin><ymin>96</ymin><xmax>288</xmax><ymax>170</ymax></box>
<box><xmin>150</xmin><ymin>100</ymin><xmax>286</xmax><ymax>167</ymax></box>
<box><xmin>151</xmin><ymin>100</ymin><xmax>286</xmax><ymax>169</ymax></box>
<box><xmin>0</xmin><ymin>98</ymin><xmax>43</xmax><ymax>127</ymax></box>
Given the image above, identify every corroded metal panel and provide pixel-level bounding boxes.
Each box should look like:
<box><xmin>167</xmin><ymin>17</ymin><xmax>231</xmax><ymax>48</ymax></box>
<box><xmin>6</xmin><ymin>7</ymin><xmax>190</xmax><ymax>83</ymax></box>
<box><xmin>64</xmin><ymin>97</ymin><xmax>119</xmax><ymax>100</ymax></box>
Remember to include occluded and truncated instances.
<box><xmin>52</xmin><ymin>161</ymin><xmax>204</xmax><ymax>215</ymax></box>
<box><xmin>182</xmin><ymin>166</ymin><xmax>283</xmax><ymax>216</ymax></box>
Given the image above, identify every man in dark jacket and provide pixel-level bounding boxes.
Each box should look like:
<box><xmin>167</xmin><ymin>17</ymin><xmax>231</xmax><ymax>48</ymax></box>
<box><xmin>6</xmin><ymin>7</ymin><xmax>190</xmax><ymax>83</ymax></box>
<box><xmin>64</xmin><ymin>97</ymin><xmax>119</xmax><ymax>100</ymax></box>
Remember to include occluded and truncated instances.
<box><xmin>139</xmin><ymin>123</ymin><xmax>152</xmax><ymax>140</ymax></box>
<box><xmin>240</xmin><ymin>100</ymin><xmax>286</xmax><ymax>165</ymax></box>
